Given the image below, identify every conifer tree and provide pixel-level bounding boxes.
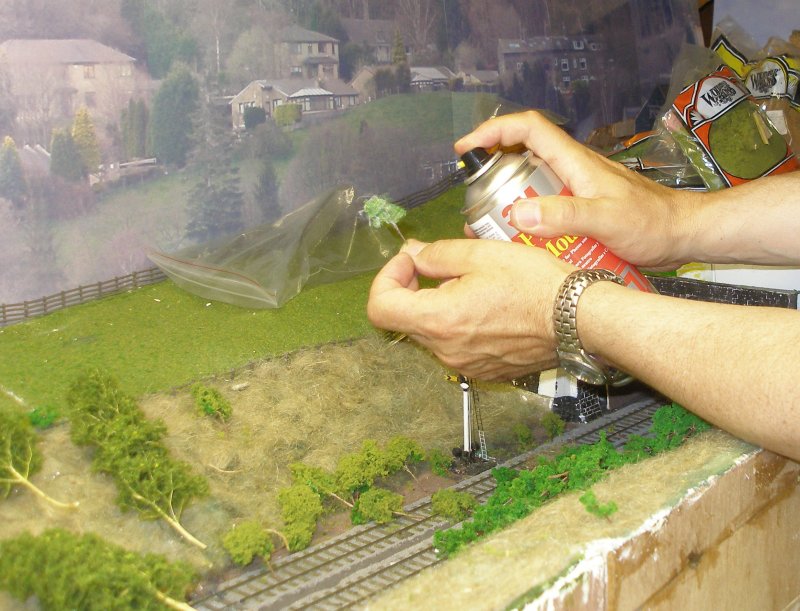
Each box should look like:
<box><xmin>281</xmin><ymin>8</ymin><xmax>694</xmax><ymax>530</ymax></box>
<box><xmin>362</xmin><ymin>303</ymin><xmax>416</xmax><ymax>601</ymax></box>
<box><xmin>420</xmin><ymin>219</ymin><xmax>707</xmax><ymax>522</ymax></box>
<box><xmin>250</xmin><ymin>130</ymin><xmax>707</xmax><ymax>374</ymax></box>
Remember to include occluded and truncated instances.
<box><xmin>185</xmin><ymin>96</ymin><xmax>244</xmax><ymax>243</ymax></box>
<box><xmin>71</xmin><ymin>107</ymin><xmax>101</xmax><ymax>175</ymax></box>
<box><xmin>121</xmin><ymin>98</ymin><xmax>149</xmax><ymax>160</ymax></box>
<box><xmin>392</xmin><ymin>30</ymin><xmax>406</xmax><ymax>65</ymax></box>
<box><xmin>0</xmin><ymin>136</ymin><xmax>27</xmax><ymax>206</ymax></box>
<box><xmin>49</xmin><ymin>129</ymin><xmax>84</xmax><ymax>182</ymax></box>
<box><xmin>149</xmin><ymin>65</ymin><xmax>199</xmax><ymax>166</ymax></box>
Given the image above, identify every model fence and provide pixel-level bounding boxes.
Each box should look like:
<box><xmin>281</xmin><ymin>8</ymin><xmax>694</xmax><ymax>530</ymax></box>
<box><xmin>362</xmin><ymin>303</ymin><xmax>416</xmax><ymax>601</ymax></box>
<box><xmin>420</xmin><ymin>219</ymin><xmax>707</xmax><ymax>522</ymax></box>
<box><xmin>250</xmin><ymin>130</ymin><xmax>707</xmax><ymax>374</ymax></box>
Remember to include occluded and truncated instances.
<box><xmin>0</xmin><ymin>171</ymin><xmax>465</xmax><ymax>327</ymax></box>
<box><xmin>0</xmin><ymin>268</ymin><xmax>167</xmax><ymax>327</ymax></box>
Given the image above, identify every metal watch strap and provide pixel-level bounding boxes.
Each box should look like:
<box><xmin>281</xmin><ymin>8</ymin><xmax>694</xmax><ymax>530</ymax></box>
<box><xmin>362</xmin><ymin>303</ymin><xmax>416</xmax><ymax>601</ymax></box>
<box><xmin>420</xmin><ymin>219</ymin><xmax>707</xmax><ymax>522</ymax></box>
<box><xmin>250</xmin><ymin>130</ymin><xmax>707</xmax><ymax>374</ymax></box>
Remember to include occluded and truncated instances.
<box><xmin>553</xmin><ymin>269</ymin><xmax>633</xmax><ymax>386</ymax></box>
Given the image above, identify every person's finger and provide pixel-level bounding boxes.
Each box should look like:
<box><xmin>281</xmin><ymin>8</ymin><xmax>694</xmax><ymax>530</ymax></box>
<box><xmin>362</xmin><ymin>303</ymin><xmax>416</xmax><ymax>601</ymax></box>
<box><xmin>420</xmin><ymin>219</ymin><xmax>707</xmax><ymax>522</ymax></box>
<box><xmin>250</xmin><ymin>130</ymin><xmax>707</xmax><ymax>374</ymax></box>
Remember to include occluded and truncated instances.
<box><xmin>510</xmin><ymin>195</ymin><xmax>619</xmax><ymax>241</ymax></box>
<box><xmin>367</xmin><ymin>253</ymin><xmax>421</xmax><ymax>331</ymax></box>
<box><xmin>409</xmin><ymin>239</ymin><xmax>498</xmax><ymax>281</ymax></box>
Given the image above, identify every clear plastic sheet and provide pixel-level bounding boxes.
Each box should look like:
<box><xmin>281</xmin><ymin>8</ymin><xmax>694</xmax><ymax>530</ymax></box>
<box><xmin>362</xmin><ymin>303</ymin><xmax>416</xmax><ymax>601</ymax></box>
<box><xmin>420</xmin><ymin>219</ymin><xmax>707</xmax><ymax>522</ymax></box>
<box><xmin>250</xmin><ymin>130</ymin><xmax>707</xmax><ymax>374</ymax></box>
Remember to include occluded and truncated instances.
<box><xmin>148</xmin><ymin>186</ymin><xmax>403</xmax><ymax>309</ymax></box>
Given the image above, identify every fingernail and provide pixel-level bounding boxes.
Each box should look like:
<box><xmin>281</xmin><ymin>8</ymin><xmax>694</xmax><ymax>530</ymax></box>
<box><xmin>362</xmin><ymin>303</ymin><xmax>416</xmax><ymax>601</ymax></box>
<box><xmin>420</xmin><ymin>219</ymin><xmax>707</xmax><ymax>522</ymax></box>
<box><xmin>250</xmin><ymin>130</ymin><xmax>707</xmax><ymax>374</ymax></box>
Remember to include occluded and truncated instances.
<box><xmin>511</xmin><ymin>201</ymin><xmax>541</xmax><ymax>230</ymax></box>
<box><xmin>401</xmin><ymin>239</ymin><xmax>425</xmax><ymax>256</ymax></box>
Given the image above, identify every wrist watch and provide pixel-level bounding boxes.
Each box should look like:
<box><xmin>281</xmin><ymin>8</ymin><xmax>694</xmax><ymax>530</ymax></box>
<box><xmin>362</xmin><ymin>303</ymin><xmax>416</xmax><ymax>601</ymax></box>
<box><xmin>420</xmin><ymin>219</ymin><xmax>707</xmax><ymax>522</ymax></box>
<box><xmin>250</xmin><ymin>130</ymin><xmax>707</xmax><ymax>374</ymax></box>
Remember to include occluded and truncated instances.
<box><xmin>553</xmin><ymin>269</ymin><xmax>634</xmax><ymax>387</ymax></box>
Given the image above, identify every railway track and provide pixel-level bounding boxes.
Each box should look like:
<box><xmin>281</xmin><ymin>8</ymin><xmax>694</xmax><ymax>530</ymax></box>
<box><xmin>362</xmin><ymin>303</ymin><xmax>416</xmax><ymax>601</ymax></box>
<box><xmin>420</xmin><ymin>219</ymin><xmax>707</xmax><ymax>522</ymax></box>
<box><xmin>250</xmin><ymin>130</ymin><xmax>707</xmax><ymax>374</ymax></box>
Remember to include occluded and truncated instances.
<box><xmin>193</xmin><ymin>398</ymin><xmax>662</xmax><ymax>610</ymax></box>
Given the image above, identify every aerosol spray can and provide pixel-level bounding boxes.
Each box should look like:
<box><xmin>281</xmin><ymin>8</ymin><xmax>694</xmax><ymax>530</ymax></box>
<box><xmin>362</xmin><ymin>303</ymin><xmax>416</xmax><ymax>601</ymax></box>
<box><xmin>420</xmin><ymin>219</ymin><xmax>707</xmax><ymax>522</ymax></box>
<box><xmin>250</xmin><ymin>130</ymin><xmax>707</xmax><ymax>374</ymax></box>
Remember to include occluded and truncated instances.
<box><xmin>460</xmin><ymin>147</ymin><xmax>656</xmax><ymax>293</ymax></box>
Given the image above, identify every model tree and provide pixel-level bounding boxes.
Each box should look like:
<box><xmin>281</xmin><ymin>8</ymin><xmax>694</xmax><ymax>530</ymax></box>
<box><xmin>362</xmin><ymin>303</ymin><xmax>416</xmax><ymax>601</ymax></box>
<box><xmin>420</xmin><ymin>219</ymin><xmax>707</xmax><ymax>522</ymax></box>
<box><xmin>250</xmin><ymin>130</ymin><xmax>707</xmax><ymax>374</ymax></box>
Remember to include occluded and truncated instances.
<box><xmin>0</xmin><ymin>528</ymin><xmax>196</xmax><ymax>610</ymax></box>
<box><xmin>71</xmin><ymin>107</ymin><xmax>101</xmax><ymax>175</ymax></box>
<box><xmin>49</xmin><ymin>129</ymin><xmax>84</xmax><ymax>182</ymax></box>
<box><xmin>351</xmin><ymin>488</ymin><xmax>404</xmax><ymax>525</ymax></box>
<box><xmin>67</xmin><ymin>370</ymin><xmax>209</xmax><ymax>549</ymax></box>
<box><xmin>0</xmin><ymin>402</ymin><xmax>77</xmax><ymax>509</ymax></box>
<box><xmin>222</xmin><ymin>520</ymin><xmax>289</xmax><ymax>566</ymax></box>
<box><xmin>277</xmin><ymin>483</ymin><xmax>324</xmax><ymax>551</ymax></box>
<box><xmin>0</xmin><ymin>136</ymin><xmax>27</xmax><ymax>206</ymax></box>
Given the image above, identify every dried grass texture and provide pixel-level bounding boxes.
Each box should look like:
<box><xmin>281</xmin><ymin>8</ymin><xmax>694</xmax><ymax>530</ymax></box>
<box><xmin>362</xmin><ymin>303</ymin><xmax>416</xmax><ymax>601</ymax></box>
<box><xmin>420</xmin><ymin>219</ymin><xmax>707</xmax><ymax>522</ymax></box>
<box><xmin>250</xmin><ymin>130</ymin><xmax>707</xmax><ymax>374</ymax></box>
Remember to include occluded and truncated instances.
<box><xmin>0</xmin><ymin>335</ymin><xmax>548</xmax><ymax>571</ymax></box>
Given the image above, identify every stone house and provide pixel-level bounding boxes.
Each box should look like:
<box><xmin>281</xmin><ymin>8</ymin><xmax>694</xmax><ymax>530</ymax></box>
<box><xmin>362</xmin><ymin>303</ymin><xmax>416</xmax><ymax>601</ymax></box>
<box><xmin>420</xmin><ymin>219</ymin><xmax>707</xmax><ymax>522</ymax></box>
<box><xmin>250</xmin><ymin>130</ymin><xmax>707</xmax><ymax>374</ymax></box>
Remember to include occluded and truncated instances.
<box><xmin>230</xmin><ymin>78</ymin><xmax>358</xmax><ymax>129</ymax></box>
<box><xmin>276</xmin><ymin>25</ymin><xmax>340</xmax><ymax>80</ymax></box>
<box><xmin>0</xmin><ymin>38</ymin><xmax>153</xmax><ymax>145</ymax></box>
<box><xmin>497</xmin><ymin>36</ymin><xmax>606</xmax><ymax>92</ymax></box>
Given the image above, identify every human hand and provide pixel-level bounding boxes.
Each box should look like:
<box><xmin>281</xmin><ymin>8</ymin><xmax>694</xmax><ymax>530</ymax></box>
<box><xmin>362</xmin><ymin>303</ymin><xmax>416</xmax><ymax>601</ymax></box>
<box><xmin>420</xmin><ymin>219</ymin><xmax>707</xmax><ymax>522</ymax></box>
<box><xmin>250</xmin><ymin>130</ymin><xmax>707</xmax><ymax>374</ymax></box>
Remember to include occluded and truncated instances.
<box><xmin>367</xmin><ymin>238</ymin><xmax>576</xmax><ymax>380</ymax></box>
<box><xmin>455</xmin><ymin>111</ymin><xmax>700</xmax><ymax>270</ymax></box>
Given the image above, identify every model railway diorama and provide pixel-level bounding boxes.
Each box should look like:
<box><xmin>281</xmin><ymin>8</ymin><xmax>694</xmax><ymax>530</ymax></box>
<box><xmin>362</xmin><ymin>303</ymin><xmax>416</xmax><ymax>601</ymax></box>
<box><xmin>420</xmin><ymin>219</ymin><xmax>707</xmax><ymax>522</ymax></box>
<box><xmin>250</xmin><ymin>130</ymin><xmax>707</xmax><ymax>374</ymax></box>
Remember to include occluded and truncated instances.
<box><xmin>1</xmin><ymin>173</ymin><xmax>796</xmax><ymax>611</ymax></box>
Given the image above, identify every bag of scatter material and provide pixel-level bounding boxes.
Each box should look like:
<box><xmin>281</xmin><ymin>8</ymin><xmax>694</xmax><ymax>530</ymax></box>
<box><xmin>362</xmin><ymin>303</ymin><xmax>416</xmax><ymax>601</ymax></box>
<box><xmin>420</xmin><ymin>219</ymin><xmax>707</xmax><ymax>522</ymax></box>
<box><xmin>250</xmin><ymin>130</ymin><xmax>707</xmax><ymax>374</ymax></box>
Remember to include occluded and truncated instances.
<box><xmin>711</xmin><ymin>17</ymin><xmax>800</xmax><ymax>149</ymax></box>
<box><xmin>661</xmin><ymin>53</ymin><xmax>798</xmax><ymax>189</ymax></box>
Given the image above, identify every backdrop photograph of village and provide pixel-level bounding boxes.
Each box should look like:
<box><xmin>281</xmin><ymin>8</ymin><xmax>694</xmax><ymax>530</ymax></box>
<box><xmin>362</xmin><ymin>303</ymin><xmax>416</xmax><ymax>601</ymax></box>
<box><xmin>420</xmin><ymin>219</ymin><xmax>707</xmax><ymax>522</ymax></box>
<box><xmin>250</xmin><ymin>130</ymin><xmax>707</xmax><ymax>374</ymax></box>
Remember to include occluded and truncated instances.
<box><xmin>0</xmin><ymin>0</ymin><xmax>701</xmax><ymax>308</ymax></box>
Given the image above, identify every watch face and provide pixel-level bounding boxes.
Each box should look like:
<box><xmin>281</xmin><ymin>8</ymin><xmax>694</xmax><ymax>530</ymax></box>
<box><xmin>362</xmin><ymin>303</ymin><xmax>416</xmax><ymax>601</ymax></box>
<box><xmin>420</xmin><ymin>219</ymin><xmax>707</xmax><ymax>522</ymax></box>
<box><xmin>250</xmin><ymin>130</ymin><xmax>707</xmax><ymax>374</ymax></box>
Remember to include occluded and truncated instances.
<box><xmin>558</xmin><ymin>352</ymin><xmax>608</xmax><ymax>386</ymax></box>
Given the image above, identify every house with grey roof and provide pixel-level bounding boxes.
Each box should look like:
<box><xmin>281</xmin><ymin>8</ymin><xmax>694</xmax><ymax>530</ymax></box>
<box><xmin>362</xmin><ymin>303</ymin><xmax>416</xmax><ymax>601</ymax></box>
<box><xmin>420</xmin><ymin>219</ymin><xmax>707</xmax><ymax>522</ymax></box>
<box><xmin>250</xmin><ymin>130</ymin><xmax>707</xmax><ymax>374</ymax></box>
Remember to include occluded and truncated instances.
<box><xmin>276</xmin><ymin>25</ymin><xmax>340</xmax><ymax>80</ymax></box>
<box><xmin>409</xmin><ymin>66</ymin><xmax>456</xmax><ymax>92</ymax></box>
<box><xmin>230</xmin><ymin>77</ymin><xmax>359</xmax><ymax>129</ymax></box>
<box><xmin>0</xmin><ymin>39</ymin><xmax>152</xmax><ymax>145</ymax></box>
<box><xmin>497</xmin><ymin>36</ymin><xmax>606</xmax><ymax>92</ymax></box>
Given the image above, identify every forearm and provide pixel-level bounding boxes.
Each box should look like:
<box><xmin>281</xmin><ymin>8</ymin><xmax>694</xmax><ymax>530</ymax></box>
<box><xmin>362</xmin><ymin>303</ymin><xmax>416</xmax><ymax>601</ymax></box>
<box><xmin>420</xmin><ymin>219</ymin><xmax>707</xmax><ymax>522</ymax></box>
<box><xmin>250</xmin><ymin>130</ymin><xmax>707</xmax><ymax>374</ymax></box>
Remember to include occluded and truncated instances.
<box><xmin>578</xmin><ymin>283</ymin><xmax>800</xmax><ymax>461</ymax></box>
<box><xmin>686</xmin><ymin>173</ymin><xmax>800</xmax><ymax>265</ymax></box>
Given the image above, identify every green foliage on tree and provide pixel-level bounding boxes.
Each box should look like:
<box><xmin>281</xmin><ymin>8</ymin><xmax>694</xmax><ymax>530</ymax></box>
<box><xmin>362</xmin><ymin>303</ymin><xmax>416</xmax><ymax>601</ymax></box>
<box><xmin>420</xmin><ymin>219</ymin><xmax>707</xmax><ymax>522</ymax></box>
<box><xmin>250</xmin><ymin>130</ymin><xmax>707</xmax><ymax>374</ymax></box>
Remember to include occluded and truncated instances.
<box><xmin>392</xmin><ymin>30</ymin><xmax>407</xmax><ymax>65</ymax></box>
<box><xmin>0</xmin><ymin>528</ymin><xmax>196</xmax><ymax>611</ymax></box>
<box><xmin>579</xmin><ymin>489</ymin><xmax>618</xmax><ymax>520</ymax></box>
<box><xmin>252</xmin><ymin>158</ymin><xmax>280</xmax><ymax>223</ymax></box>
<box><xmin>121</xmin><ymin>0</ymin><xmax>198</xmax><ymax>79</ymax></box>
<box><xmin>0</xmin><ymin>136</ymin><xmax>26</xmax><ymax>205</ymax></box>
<box><xmin>384</xmin><ymin>436</ymin><xmax>424</xmax><ymax>477</ymax></box>
<box><xmin>247</xmin><ymin>121</ymin><xmax>292</xmax><ymax>160</ymax></box>
<box><xmin>281</xmin><ymin>436</ymin><xmax>432</xmax><ymax>550</ymax></box>
<box><xmin>149</xmin><ymin>65</ymin><xmax>199</xmax><ymax>166</ymax></box>
<box><xmin>191</xmin><ymin>384</ymin><xmax>232</xmax><ymax>422</ymax></box>
<box><xmin>274</xmin><ymin>104</ymin><xmax>301</xmax><ymax>128</ymax></box>
<box><xmin>120</xmin><ymin>98</ymin><xmax>149</xmax><ymax>160</ymax></box>
<box><xmin>334</xmin><ymin>439</ymin><xmax>391</xmax><ymax>497</ymax></box>
<box><xmin>434</xmin><ymin>404</ymin><xmax>710</xmax><ymax>557</ymax></box>
<box><xmin>277</xmin><ymin>483</ymin><xmax>324</xmax><ymax>551</ymax></box>
<box><xmin>67</xmin><ymin>370</ymin><xmax>209</xmax><ymax>548</ymax></box>
<box><xmin>185</xmin><ymin>97</ymin><xmax>244</xmax><ymax>243</ymax></box>
<box><xmin>540</xmin><ymin>411</ymin><xmax>566</xmax><ymax>440</ymax></box>
<box><xmin>27</xmin><ymin>404</ymin><xmax>59</xmax><ymax>429</ymax></box>
<box><xmin>431</xmin><ymin>488</ymin><xmax>477</xmax><ymax>523</ymax></box>
<box><xmin>351</xmin><ymin>488</ymin><xmax>404</xmax><ymax>525</ymax></box>
<box><xmin>71</xmin><ymin>107</ymin><xmax>101</xmax><ymax>174</ymax></box>
<box><xmin>49</xmin><ymin>129</ymin><xmax>84</xmax><ymax>182</ymax></box>
<box><xmin>243</xmin><ymin>106</ymin><xmax>267</xmax><ymax>130</ymax></box>
<box><xmin>426</xmin><ymin>447</ymin><xmax>453</xmax><ymax>477</ymax></box>
<box><xmin>223</xmin><ymin>520</ymin><xmax>275</xmax><ymax>566</ymax></box>
<box><xmin>0</xmin><ymin>401</ymin><xmax>76</xmax><ymax>509</ymax></box>
<box><xmin>512</xmin><ymin>422</ymin><xmax>534</xmax><ymax>451</ymax></box>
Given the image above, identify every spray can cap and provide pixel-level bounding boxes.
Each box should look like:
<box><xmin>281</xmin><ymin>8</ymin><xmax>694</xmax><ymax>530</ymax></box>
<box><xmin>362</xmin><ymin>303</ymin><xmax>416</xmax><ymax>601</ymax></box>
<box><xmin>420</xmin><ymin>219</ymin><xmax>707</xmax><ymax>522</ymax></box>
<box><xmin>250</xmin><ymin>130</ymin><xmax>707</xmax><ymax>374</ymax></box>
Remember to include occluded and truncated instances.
<box><xmin>459</xmin><ymin>147</ymin><xmax>494</xmax><ymax>176</ymax></box>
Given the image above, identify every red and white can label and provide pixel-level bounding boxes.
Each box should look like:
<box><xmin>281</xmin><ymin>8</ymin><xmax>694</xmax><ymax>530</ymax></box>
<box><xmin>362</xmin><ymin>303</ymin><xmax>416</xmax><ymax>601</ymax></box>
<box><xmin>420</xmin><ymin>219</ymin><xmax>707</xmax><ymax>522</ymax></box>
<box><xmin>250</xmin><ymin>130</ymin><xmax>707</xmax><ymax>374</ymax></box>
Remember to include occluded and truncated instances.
<box><xmin>468</xmin><ymin>162</ymin><xmax>655</xmax><ymax>293</ymax></box>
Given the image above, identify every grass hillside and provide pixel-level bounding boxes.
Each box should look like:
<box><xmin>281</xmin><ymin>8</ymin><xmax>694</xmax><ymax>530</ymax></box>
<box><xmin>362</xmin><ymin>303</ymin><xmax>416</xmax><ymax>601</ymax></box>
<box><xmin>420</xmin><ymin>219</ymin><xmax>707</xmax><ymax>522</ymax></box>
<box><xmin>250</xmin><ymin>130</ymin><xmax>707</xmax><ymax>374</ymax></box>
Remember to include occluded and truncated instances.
<box><xmin>0</xmin><ymin>186</ymin><xmax>467</xmax><ymax>411</ymax></box>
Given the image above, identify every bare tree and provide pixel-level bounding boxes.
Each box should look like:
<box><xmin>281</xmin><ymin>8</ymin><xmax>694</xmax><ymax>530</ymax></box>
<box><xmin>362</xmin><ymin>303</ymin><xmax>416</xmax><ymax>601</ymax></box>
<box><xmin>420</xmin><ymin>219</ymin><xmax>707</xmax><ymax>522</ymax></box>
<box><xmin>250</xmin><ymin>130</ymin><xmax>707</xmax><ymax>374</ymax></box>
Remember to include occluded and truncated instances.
<box><xmin>395</xmin><ymin>0</ymin><xmax>439</xmax><ymax>52</ymax></box>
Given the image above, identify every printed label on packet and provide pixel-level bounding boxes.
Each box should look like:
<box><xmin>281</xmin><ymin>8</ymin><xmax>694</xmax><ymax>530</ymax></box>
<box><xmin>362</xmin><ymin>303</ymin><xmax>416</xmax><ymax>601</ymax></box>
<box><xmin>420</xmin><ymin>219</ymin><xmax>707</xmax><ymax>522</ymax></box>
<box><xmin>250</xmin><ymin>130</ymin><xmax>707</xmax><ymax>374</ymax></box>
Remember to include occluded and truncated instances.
<box><xmin>468</xmin><ymin>162</ymin><xmax>655</xmax><ymax>292</ymax></box>
<box><xmin>671</xmin><ymin>65</ymin><xmax>798</xmax><ymax>186</ymax></box>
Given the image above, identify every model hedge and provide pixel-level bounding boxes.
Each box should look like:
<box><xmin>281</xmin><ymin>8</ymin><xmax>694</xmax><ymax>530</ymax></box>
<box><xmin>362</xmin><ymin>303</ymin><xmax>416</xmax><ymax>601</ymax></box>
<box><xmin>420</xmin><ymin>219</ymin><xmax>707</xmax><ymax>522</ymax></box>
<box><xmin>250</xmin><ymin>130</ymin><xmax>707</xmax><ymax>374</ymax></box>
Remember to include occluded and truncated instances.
<box><xmin>278</xmin><ymin>435</ymin><xmax>428</xmax><ymax>550</ymax></box>
<box><xmin>66</xmin><ymin>370</ymin><xmax>209</xmax><ymax>548</ymax></box>
<box><xmin>433</xmin><ymin>403</ymin><xmax>710</xmax><ymax>557</ymax></box>
<box><xmin>0</xmin><ymin>528</ymin><xmax>196</xmax><ymax>610</ymax></box>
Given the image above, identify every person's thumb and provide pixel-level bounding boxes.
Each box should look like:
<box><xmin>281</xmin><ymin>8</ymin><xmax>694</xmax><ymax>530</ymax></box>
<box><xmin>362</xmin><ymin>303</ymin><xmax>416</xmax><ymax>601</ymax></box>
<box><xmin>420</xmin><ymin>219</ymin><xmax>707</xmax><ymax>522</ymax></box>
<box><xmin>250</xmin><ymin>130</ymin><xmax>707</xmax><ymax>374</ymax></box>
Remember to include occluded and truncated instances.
<box><xmin>510</xmin><ymin>196</ymin><xmax>601</xmax><ymax>239</ymax></box>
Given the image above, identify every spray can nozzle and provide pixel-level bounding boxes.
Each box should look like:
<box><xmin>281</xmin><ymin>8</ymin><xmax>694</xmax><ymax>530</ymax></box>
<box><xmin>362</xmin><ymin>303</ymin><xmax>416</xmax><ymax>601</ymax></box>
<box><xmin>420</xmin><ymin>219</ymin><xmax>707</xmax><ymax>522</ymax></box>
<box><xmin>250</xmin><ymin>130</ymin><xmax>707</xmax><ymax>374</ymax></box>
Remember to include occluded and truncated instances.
<box><xmin>459</xmin><ymin>147</ymin><xmax>494</xmax><ymax>177</ymax></box>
